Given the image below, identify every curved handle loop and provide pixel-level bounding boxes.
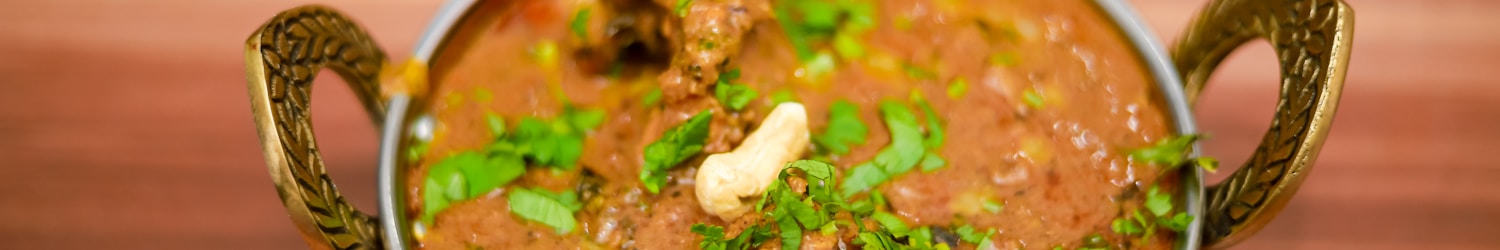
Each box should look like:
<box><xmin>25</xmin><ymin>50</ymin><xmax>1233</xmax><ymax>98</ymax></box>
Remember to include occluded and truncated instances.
<box><xmin>244</xmin><ymin>5</ymin><xmax>390</xmax><ymax>249</ymax></box>
<box><xmin>1172</xmin><ymin>0</ymin><xmax>1353</xmax><ymax>248</ymax></box>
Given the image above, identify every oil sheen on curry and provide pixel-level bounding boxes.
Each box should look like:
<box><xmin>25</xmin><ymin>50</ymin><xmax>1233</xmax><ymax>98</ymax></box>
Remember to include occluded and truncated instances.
<box><xmin>406</xmin><ymin>0</ymin><xmax>1203</xmax><ymax>249</ymax></box>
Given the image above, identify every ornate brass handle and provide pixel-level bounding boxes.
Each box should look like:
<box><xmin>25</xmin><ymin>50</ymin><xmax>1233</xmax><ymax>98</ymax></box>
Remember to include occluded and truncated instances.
<box><xmin>1172</xmin><ymin>0</ymin><xmax>1354</xmax><ymax>248</ymax></box>
<box><xmin>244</xmin><ymin>5</ymin><xmax>389</xmax><ymax>249</ymax></box>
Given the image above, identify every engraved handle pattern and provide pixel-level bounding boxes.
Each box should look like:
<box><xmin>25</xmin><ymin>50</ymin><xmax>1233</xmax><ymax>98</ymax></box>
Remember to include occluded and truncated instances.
<box><xmin>244</xmin><ymin>5</ymin><xmax>389</xmax><ymax>249</ymax></box>
<box><xmin>1172</xmin><ymin>0</ymin><xmax>1354</xmax><ymax>248</ymax></box>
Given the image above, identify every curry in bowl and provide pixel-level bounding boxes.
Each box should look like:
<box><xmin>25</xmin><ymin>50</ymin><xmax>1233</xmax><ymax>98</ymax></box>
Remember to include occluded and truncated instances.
<box><xmin>407</xmin><ymin>0</ymin><xmax>1203</xmax><ymax>248</ymax></box>
<box><xmin>243</xmin><ymin>0</ymin><xmax>1353</xmax><ymax>249</ymax></box>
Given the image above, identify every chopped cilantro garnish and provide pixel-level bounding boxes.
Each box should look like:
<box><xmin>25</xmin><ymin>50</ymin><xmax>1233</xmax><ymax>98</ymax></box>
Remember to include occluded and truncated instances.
<box><xmin>715</xmin><ymin>83</ymin><xmax>758</xmax><ymax>111</ymax></box>
<box><xmin>955</xmin><ymin>225</ymin><xmax>997</xmax><ymax>248</ymax></box>
<box><xmin>1161</xmin><ymin>212</ymin><xmax>1193</xmax><ymax>232</ymax></box>
<box><xmin>797</xmin><ymin>0</ymin><xmax>842</xmax><ymax>31</ymax></box>
<box><xmin>871</xmin><ymin>211</ymin><xmax>910</xmax><ymax>237</ymax></box>
<box><xmin>570</xmin><ymin>7</ymin><xmax>591</xmax><ymax>39</ymax></box>
<box><xmin>507</xmin><ymin>187</ymin><xmax>578</xmax><ymax>234</ymax></box>
<box><xmin>422</xmin><ymin>155</ymin><xmax>466</xmax><ymax>223</ymax></box>
<box><xmin>1129</xmin><ymin>134</ymin><xmax>1199</xmax><ymax>167</ymax></box>
<box><xmin>913</xmin><ymin>96</ymin><xmax>945</xmax><ymax>149</ymax></box>
<box><xmin>805</xmin><ymin>52</ymin><xmax>838</xmax><ymax>77</ymax></box>
<box><xmin>813</xmin><ymin>100</ymin><xmax>868</xmax><ymax>155</ymax></box>
<box><xmin>839</xmin><ymin>101</ymin><xmax>930</xmax><ymax>196</ymax></box>
<box><xmin>855</xmin><ymin>231</ymin><xmax>901</xmax><ymax>249</ymax></box>
<box><xmin>903</xmin><ymin>64</ymin><xmax>937</xmax><ymax>79</ymax></box>
<box><xmin>693</xmin><ymin>224</ymin><xmax>727</xmax><ymax>249</ymax></box>
<box><xmin>423</xmin><ymin>107</ymin><xmax>601</xmax><ymax>223</ymax></box>
<box><xmin>775</xmin><ymin>214</ymin><xmax>802</xmax><ymax>249</ymax></box>
<box><xmin>675</xmin><ymin>0</ymin><xmax>693</xmax><ymax>17</ymax></box>
<box><xmin>485</xmin><ymin>112</ymin><xmax>506</xmax><ymax>137</ymax></box>
<box><xmin>876</xmin><ymin>101</ymin><xmax>925</xmax><ymax>173</ymax></box>
<box><xmin>720</xmin><ymin>68</ymin><xmax>742</xmax><ymax>83</ymax></box>
<box><xmin>773</xmin><ymin>0</ymin><xmax>878</xmax><ymax>62</ymax></box>
<box><xmin>834</xmin><ymin>33</ymin><xmax>865</xmax><ymax>59</ymax></box>
<box><xmin>919</xmin><ymin>153</ymin><xmax>945</xmax><ymax>173</ymax></box>
<box><xmin>1114</xmin><ymin>184</ymin><xmax>1194</xmax><ymax>240</ymax></box>
<box><xmin>1112</xmin><ymin>216</ymin><xmax>1143</xmax><ymax>235</ymax></box>
<box><xmin>908</xmin><ymin>227</ymin><xmax>935</xmax><ymax>248</ymax></box>
<box><xmin>693</xmin><ymin>223</ymin><xmax>774</xmax><ymax>250</ymax></box>
<box><xmin>1144</xmin><ymin>185</ymin><xmax>1173</xmax><ymax>217</ymax></box>
<box><xmin>982</xmin><ymin>198</ymin><xmax>1004</xmax><ymax>213</ymax></box>
<box><xmin>1197</xmin><ymin>156</ymin><xmax>1220</xmax><ymax>173</ymax></box>
<box><xmin>642</xmin><ymin>88</ymin><xmax>663</xmax><ymax>107</ymax></box>
<box><xmin>714</xmin><ymin>71</ymin><xmax>758</xmax><ymax>111</ymax></box>
<box><xmin>947</xmin><ymin>78</ymin><xmax>969</xmax><ymax>99</ymax></box>
<box><xmin>640</xmin><ymin>110</ymin><xmax>713</xmax><ymax>193</ymax></box>
<box><xmin>1022</xmin><ymin>89</ymin><xmax>1045</xmax><ymax>108</ymax></box>
<box><xmin>770</xmin><ymin>90</ymin><xmax>797</xmax><ymax>104</ymax></box>
<box><xmin>565</xmin><ymin>106</ymin><xmax>606</xmax><ymax>130</ymax></box>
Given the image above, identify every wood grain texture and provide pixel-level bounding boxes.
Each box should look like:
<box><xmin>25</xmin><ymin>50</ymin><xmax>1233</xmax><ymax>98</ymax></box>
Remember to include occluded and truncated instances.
<box><xmin>0</xmin><ymin>0</ymin><xmax>1495</xmax><ymax>249</ymax></box>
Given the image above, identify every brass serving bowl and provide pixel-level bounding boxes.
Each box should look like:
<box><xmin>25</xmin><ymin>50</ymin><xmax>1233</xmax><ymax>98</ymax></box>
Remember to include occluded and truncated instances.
<box><xmin>242</xmin><ymin>0</ymin><xmax>1353</xmax><ymax>249</ymax></box>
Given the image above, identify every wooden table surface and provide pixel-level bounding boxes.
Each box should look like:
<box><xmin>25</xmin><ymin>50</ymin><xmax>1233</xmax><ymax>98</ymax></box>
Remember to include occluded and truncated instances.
<box><xmin>1</xmin><ymin>0</ymin><xmax>1495</xmax><ymax>249</ymax></box>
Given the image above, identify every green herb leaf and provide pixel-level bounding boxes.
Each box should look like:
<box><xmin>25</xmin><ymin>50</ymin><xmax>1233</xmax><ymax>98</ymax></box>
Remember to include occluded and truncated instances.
<box><xmin>903</xmin><ymin>64</ymin><xmax>937</xmax><ymax>79</ymax></box>
<box><xmin>1022</xmin><ymin>89</ymin><xmax>1045</xmax><ymax>109</ymax></box>
<box><xmin>833</xmin><ymin>33</ymin><xmax>865</xmax><ymax>59</ymax></box>
<box><xmin>473</xmin><ymin>152</ymin><xmax>526</xmax><ymax>197</ymax></box>
<box><xmin>955</xmin><ymin>225</ymin><xmax>995</xmax><ymax>244</ymax></box>
<box><xmin>919</xmin><ymin>153</ymin><xmax>946</xmax><ymax>173</ymax></box>
<box><xmin>507</xmin><ymin>188</ymin><xmax>578</xmax><ymax>234</ymax></box>
<box><xmin>720</xmin><ymin>69</ymin><xmax>742</xmax><ymax>83</ymax></box>
<box><xmin>640</xmin><ymin>110</ymin><xmax>714</xmax><ymax>193</ymax></box>
<box><xmin>909</xmin><ymin>227</ymin><xmax>935</xmax><ymax>247</ymax></box>
<box><xmin>692</xmin><ymin>224</ymin><xmax>727</xmax><ymax>250</ymax></box>
<box><xmin>840</xmin><ymin>163</ymin><xmax>889</xmax><ymax>196</ymax></box>
<box><xmin>485</xmin><ymin>112</ymin><xmax>506</xmax><ymax>137</ymax></box>
<box><xmin>855</xmin><ymin>231</ymin><xmax>900</xmax><ymax>250</ymax></box>
<box><xmin>422</xmin><ymin>159</ymin><xmax>466</xmax><ymax>224</ymax></box>
<box><xmin>947</xmin><ymin>78</ymin><xmax>969</xmax><ymax>99</ymax></box>
<box><xmin>805</xmin><ymin>52</ymin><xmax>838</xmax><ymax>78</ymax></box>
<box><xmin>564</xmin><ymin>106</ymin><xmax>606</xmax><ymax>131</ymax></box>
<box><xmin>776</xmin><ymin>214</ymin><xmax>803</xmax><ymax>249</ymax></box>
<box><xmin>875</xmin><ymin>101</ymin><xmax>924</xmax><ymax>174</ymax></box>
<box><xmin>773</xmin><ymin>2</ymin><xmax>815</xmax><ymax>61</ymax></box>
<box><xmin>813</xmin><ymin>100</ymin><xmax>868</xmax><ymax>155</ymax></box>
<box><xmin>871</xmin><ymin>211</ymin><xmax>910</xmax><ymax>237</ymax></box>
<box><xmin>1144</xmin><ymin>185</ymin><xmax>1173</xmax><ymax>217</ymax></box>
<box><xmin>570</xmin><ymin>7</ymin><xmax>591</xmax><ymax>39</ymax></box>
<box><xmin>796</xmin><ymin>0</ymin><xmax>841</xmax><ymax>31</ymax></box>
<box><xmin>675</xmin><ymin>0</ymin><xmax>693</xmax><ymax>17</ymax></box>
<box><xmin>787</xmin><ymin>160</ymin><xmax>836</xmax><ymax>181</ymax></box>
<box><xmin>1134</xmin><ymin>209</ymin><xmax>1156</xmax><ymax>241</ymax></box>
<box><xmin>715</xmin><ymin>83</ymin><xmax>759</xmax><ymax>111</ymax></box>
<box><xmin>1129</xmin><ymin>134</ymin><xmax>1200</xmax><ymax>167</ymax></box>
<box><xmin>772</xmin><ymin>181</ymin><xmax>827</xmax><ymax>229</ymax></box>
<box><xmin>770</xmin><ymin>90</ymin><xmax>797</xmax><ymax>104</ymax></box>
<box><xmin>1112</xmin><ymin>217</ymin><xmax>1142</xmax><ymax>235</ymax></box>
<box><xmin>643</xmin><ymin>89</ymin><xmax>663</xmax><ymax>107</ymax></box>
<box><xmin>914</xmin><ymin>97</ymin><xmax>944</xmax><ymax>149</ymax></box>
<box><xmin>1197</xmin><ymin>156</ymin><xmax>1220</xmax><ymax>173</ymax></box>
<box><xmin>982</xmin><ymin>198</ymin><xmax>1003</xmax><ymax>214</ymax></box>
<box><xmin>1160</xmin><ymin>213</ymin><xmax>1194</xmax><ymax>232</ymax></box>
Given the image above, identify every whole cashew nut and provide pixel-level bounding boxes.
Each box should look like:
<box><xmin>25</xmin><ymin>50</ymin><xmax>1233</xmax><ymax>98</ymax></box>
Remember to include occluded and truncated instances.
<box><xmin>696</xmin><ymin>103</ymin><xmax>810</xmax><ymax>220</ymax></box>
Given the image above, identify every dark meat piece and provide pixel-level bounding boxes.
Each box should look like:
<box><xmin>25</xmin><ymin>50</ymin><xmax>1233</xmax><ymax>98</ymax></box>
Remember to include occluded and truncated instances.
<box><xmin>653</xmin><ymin>0</ymin><xmax>772</xmax><ymax>153</ymax></box>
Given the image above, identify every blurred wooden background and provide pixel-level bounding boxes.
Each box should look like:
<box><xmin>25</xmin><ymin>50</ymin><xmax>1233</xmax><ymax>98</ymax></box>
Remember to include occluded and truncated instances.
<box><xmin>1</xmin><ymin>0</ymin><xmax>1496</xmax><ymax>249</ymax></box>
